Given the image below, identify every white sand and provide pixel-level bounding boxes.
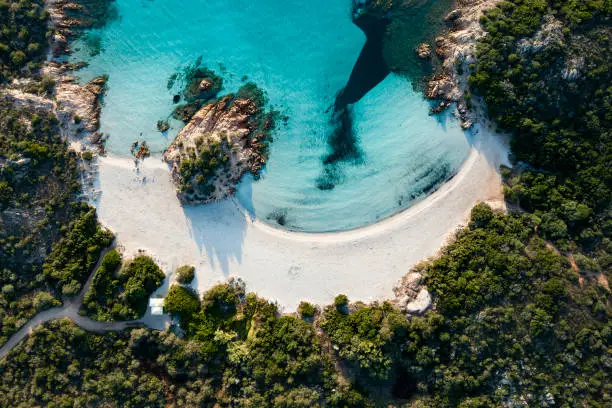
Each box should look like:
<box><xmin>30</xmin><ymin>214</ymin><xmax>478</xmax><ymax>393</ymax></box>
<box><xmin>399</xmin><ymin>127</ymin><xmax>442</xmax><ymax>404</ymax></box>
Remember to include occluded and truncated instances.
<box><xmin>95</xmin><ymin>123</ymin><xmax>508</xmax><ymax>311</ymax></box>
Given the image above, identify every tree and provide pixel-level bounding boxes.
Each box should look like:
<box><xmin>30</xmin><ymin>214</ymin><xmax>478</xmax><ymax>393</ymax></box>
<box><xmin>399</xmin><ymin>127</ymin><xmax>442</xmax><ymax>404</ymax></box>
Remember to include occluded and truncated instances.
<box><xmin>176</xmin><ymin>265</ymin><xmax>195</xmax><ymax>284</ymax></box>
<box><xmin>164</xmin><ymin>285</ymin><xmax>201</xmax><ymax>321</ymax></box>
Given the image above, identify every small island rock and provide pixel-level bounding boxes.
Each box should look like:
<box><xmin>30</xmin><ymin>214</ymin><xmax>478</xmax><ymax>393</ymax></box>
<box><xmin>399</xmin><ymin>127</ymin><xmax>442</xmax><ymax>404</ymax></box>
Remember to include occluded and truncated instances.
<box><xmin>416</xmin><ymin>43</ymin><xmax>432</xmax><ymax>59</ymax></box>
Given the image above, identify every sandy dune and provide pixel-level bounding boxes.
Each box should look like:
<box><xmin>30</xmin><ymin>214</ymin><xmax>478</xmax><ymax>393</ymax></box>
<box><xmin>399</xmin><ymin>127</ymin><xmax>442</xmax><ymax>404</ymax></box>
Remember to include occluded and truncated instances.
<box><xmin>95</xmin><ymin>122</ymin><xmax>508</xmax><ymax>311</ymax></box>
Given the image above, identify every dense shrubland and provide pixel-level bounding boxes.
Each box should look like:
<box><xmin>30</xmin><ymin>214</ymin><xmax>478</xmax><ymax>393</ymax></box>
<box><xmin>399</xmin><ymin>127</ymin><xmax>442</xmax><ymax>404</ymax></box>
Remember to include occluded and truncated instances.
<box><xmin>470</xmin><ymin>0</ymin><xmax>611</xmax><ymax>267</ymax></box>
<box><xmin>2</xmin><ymin>205</ymin><xmax>608</xmax><ymax>406</ymax></box>
<box><xmin>82</xmin><ymin>252</ymin><xmax>165</xmax><ymax>321</ymax></box>
<box><xmin>42</xmin><ymin>209</ymin><xmax>113</xmax><ymax>297</ymax></box>
<box><xmin>0</xmin><ymin>101</ymin><xmax>112</xmax><ymax>344</ymax></box>
<box><xmin>0</xmin><ymin>0</ymin><xmax>50</xmax><ymax>81</ymax></box>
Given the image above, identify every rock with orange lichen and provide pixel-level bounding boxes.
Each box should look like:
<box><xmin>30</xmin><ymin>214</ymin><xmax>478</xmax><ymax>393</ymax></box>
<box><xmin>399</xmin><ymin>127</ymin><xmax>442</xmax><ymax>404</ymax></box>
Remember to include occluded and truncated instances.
<box><xmin>163</xmin><ymin>83</ymin><xmax>276</xmax><ymax>204</ymax></box>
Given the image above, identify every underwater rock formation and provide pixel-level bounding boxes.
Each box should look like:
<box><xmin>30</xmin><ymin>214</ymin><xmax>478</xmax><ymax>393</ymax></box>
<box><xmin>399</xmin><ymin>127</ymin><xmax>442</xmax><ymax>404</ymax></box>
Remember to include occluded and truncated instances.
<box><xmin>334</xmin><ymin>12</ymin><xmax>390</xmax><ymax>111</ymax></box>
<box><xmin>164</xmin><ymin>84</ymin><xmax>275</xmax><ymax>204</ymax></box>
<box><xmin>171</xmin><ymin>65</ymin><xmax>224</xmax><ymax>123</ymax></box>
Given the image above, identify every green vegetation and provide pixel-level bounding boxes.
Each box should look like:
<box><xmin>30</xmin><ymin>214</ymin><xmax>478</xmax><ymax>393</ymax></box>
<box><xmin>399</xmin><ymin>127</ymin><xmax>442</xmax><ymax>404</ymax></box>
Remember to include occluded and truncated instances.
<box><xmin>0</xmin><ymin>282</ymin><xmax>364</xmax><ymax>407</ymax></box>
<box><xmin>175</xmin><ymin>264</ymin><xmax>195</xmax><ymax>284</ymax></box>
<box><xmin>0</xmin><ymin>0</ymin><xmax>609</xmax><ymax>406</ymax></box>
<box><xmin>0</xmin><ymin>0</ymin><xmax>50</xmax><ymax>81</ymax></box>
<box><xmin>178</xmin><ymin>138</ymin><xmax>230</xmax><ymax>195</ymax></box>
<box><xmin>82</xmin><ymin>253</ymin><xmax>165</xmax><ymax>321</ymax></box>
<box><xmin>297</xmin><ymin>301</ymin><xmax>316</xmax><ymax>320</ymax></box>
<box><xmin>163</xmin><ymin>285</ymin><xmax>200</xmax><ymax>321</ymax></box>
<box><xmin>334</xmin><ymin>294</ymin><xmax>349</xmax><ymax>311</ymax></box>
<box><xmin>0</xmin><ymin>101</ymin><xmax>112</xmax><ymax>344</ymax></box>
<box><xmin>404</xmin><ymin>205</ymin><xmax>610</xmax><ymax>406</ymax></box>
<box><xmin>470</xmin><ymin>0</ymin><xmax>611</xmax><ymax>258</ymax></box>
<box><xmin>322</xmin><ymin>300</ymin><xmax>407</xmax><ymax>384</ymax></box>
<box><xmin>2</xmin><ymin>209</ymin><xmax>610</xmax><ymax>405</ymax></box>
<box><xmin>42</xmin><ymin>209</ymin><xmax>113</xmax><ymax>297</ymax></box>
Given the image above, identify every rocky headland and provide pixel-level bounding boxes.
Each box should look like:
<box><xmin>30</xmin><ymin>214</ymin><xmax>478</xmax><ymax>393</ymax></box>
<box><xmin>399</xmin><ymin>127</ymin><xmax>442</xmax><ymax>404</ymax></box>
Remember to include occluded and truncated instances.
<box><xmin>163</xmin><ymin>83</ymin><xmax>276</xmax><ymax>204</ymax></box>
<box><xmin>425</xmin><ymin>0</ymin><xmax>503</xmax><ymax>126</ymax></box>
<box><xmin>46</xmin><ymin>0</ymin><xmax>117</xmax><ymax>56</ymax></box>
<box><xmin>0</xmin><ymin>0</ymin><xmax>117</xmax><ymax>200</ymax></box>
<box><xmin>9</xmin><ymin>0</ymin><xmax>116</xmax><ymax>153</ymax></box>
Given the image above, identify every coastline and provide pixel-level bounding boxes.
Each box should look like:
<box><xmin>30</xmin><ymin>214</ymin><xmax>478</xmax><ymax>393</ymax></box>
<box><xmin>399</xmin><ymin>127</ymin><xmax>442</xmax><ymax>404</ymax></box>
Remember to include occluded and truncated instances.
<box><xmin>94</xmin><ymin>119</ymin><xmax>508</xmax><ymax>310</ymax></box>
<box><xmin>32</xmin><ymin>0</ymin><xmax>508</xmax><ymax>311</ymax></box>
<box><xmin>425</xmin><ymin>0</ymin><xmax>503</xmax><ymax>125</ymax></box>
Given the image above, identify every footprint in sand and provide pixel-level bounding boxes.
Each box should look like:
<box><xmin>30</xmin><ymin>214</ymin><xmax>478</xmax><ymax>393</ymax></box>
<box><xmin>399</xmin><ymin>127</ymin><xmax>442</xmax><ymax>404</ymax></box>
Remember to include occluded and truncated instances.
<box><xmin>288</xmin><ymin>265</ymin><xmax>302</xmax><ymax>280</ymax></box>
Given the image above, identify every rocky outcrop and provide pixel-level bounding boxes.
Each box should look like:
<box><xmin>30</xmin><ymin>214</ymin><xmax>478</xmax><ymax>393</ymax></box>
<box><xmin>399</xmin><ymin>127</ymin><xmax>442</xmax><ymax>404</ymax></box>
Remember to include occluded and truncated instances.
<box><xmin>172</xmin><ymin>67</ymin><xmax>224</xmax><ymax>123</ymax></box>
<box><xmin>444</xmin><ymin>9</ymin><xmax>463</xmax><ymax>22</ymax></box>
<box><xmin>55</xmin><ymin>74</ymin><xmax>107</xmax><ymax>134</ymax></box>
<box><xmin>131</xmin><ymin>140</ymin><xmax>151</xmax><ymax>160</ymax></box>
<box><xmin>46</xmin><ymin>0</ymin><xmax>116</xmax><ymax>56</ymax></box>
<box><xmin>517</xmin><ymin>15</ymin><xmax>564</xmax><ymax>55</ymax></box>
<box><xmin>416</xmin><ymin>43</ymin><xmax>432</xmax><ymax>59</ymax></box>
<box><xmin>426</xmin><ymin>0</ymin><xmax>503</xmax><ymax>106</ymax></box>
<box><xmin>163</xmin><ymin>84</ymin><xmax>275</xmax><ymax>204</ymax></box>
<box><xmin>393</xmin><ymin>271</ymin><xmax>433</xmax><ymax>315</ymax></box>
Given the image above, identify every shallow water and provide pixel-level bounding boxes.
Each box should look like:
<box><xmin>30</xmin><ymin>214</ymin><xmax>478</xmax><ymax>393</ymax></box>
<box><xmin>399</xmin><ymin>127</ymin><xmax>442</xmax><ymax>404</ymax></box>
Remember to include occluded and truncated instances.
<box><xmin>72</xmin><ymin>0</ymin><xmax>470</xmax><ymax>232</ymax></box>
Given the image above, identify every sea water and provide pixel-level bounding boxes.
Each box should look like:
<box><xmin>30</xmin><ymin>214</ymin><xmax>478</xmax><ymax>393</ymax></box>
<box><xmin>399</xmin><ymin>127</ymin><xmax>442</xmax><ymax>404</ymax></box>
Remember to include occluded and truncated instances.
<box><xmin>71</xmin><ymin>0</ymin><xmax>470</xmax><ymax>232</ymax></box>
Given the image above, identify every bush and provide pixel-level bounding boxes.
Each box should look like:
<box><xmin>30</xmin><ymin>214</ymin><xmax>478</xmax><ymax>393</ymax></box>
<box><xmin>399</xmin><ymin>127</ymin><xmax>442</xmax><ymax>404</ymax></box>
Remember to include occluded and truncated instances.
<box><xmin>298</xmin><ymin>301</ymin><xmax>316</xmax><ymax>320</ymax></box>
<box><xmin>470</xmin><ymin>203</ymin><xmax>494</xmax><ymax>228</ymax></box>
<box><xmin>175</xmin><ymin>265</ymin><xmax>195</xmax><ymax>284</ymax></box>
<box><xmin>2</xmin><ymin>284</ymin><xmax>15</xmax><ymax>299</ymax></box>
<box><xmin>82</xmin><ymin>151</ymin><xmax>93</xmax><ymax>161</ymax></box>
<box><xmin>334</xmin><ymin>294</ymin><xmax>349</xmax><ymax>310</ymax></box>
<box><xmin>164</xmin><ymin>285</ymin><xmax>201</xmax><ymax>321</ymax></box>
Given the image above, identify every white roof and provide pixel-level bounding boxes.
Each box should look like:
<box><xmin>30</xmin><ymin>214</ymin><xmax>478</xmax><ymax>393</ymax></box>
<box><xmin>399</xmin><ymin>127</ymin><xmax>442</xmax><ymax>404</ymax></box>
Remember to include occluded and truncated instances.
<box><xmin>151</xmin><ymin>306</ymin><xmax>164</xmax><ymax>315</ymax></box>
<box><xmin>149</xmin><ymin>298</ymin><xmax>164</xmax><ymax>307</ymax></box>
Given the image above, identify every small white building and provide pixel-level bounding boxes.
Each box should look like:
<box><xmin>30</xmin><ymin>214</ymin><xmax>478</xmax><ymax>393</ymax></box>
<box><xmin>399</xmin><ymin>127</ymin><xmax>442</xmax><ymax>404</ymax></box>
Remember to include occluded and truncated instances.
<box><xmin>148</xmin><ymin>298</ymin><xmax>164</xmax><ymax>316</ymax></box>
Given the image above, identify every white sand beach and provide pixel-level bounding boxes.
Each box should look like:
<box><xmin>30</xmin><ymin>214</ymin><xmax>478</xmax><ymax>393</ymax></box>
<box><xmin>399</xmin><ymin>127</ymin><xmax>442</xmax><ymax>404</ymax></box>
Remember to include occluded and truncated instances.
<box><xmin>95</xmin><ymin>122</ymin><xmax>509</xmax><ymax>311</ymax></box>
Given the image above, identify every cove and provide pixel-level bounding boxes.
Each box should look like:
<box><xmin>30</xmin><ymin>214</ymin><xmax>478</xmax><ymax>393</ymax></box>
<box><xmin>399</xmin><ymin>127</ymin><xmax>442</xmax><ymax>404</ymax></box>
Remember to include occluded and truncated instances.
<box><xmin>70</xmin><ymin>0</ymin><xmax>471</xmax><ymax>232</ymax></box>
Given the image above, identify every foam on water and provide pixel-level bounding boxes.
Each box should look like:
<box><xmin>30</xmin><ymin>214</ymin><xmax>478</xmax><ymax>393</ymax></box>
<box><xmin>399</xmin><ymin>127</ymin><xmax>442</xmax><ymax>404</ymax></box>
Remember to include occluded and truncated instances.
<box><xmin>71</xmin><ymin>0</ymin><xmax>470</xmax><ymax>232</ymax></box>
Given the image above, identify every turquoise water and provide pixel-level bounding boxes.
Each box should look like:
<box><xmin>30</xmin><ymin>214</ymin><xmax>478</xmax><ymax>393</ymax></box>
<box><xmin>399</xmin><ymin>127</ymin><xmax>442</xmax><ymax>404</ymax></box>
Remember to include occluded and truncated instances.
<box><xmin>72</xmin><ymin>0</ymin><xmax>471</xmax><ymax>232</ymax></box>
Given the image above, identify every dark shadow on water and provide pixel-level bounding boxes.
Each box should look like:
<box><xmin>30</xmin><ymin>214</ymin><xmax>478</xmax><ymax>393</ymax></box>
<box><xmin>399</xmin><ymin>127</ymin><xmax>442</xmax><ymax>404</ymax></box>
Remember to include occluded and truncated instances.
<box><xmin>320</xmin><ymin>0</ymin><xmax>455</xmax><ymax>190</ymax></box>
<box><xmin>319</xmin><ymin>12</ymin><xmax>389</xmax><ymax>190</ymax></box>
<box><xmin>334</xmin><ymin>14</ymin><xmax>390</xmax><ymax>112</ymax></box>
<box><xmin>182</xmin><ymin>180</ymin><xmax>253</xmax><ymax>276</ymax></box>
<box><xmin>321</xmin><ymin>106</ymin><xmax>363</xmax><ymax>166</ymax></box>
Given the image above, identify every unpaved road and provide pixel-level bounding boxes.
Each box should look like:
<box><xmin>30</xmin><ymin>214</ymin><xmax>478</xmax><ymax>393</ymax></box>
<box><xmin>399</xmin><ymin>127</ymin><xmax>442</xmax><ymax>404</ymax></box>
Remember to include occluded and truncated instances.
<box><xmin>0</xmin><ymin>245</ymin><xmax>145</xmax><ymax>360</ymax></box>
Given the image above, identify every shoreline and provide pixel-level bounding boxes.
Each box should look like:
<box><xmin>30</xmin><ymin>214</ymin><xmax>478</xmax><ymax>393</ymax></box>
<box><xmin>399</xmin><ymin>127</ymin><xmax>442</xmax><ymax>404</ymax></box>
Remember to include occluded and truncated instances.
<box><xmin>29</xmin><ymin>0</ymin><xmax>509</xmax><ymax>311</ymax></box>
<box><xmin>94</xmin><ymin>117</ymin><xmax>508</xmax><ymax>310</ymax></box>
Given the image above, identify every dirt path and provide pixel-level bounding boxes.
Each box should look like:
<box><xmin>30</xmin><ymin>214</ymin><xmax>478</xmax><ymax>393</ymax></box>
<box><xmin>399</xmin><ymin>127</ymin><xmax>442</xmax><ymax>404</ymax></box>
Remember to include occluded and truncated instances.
<box><xmin>0</xmin><ymin>245</ymin><xmax>146</xmax><ymax>361</ymax></box>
